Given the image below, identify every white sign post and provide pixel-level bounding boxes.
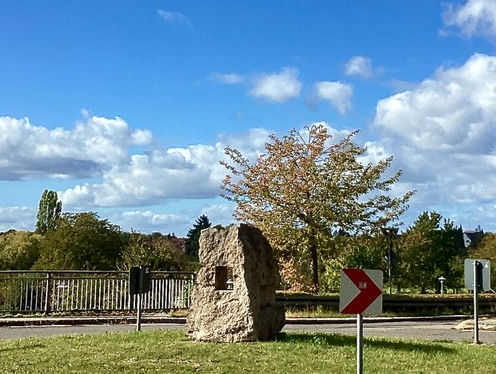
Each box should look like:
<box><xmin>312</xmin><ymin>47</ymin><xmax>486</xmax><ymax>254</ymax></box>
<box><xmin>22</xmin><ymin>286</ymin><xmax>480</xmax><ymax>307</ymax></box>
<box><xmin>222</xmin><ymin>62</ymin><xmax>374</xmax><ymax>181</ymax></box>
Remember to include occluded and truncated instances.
<box><xmin>464</xmin><ymin>259</ymin><xmax>491</xmax><ymax>344</ymax></box>
<box><xmin>340</xmin><ymin>269</ymin><xmax>383</xmax><ymax>374</ymax></box>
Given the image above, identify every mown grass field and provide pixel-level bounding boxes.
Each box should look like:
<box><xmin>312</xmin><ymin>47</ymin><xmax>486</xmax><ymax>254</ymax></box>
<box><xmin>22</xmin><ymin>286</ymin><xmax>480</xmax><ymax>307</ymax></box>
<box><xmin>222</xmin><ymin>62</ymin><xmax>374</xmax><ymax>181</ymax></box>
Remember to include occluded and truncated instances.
<box><xmin>0</xmin><ymin>330</ymin><xmax>495</xmax><ymax>374</ymax></box>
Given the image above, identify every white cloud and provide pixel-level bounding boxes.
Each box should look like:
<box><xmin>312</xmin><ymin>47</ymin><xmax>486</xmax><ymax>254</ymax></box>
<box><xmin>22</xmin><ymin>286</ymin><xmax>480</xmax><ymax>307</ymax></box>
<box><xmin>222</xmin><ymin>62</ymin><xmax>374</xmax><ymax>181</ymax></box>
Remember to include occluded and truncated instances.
<box><xmin>59</xmin><ymin>127</ymin><xmax>274</xmax><ymax>208</ymax></box>
<box><xmin>443</xmin><ymin>0</ymin><xmax>496</xmax><ymax>41</ymax></box>
<box><xmin>58</xmin><ymin>121</ymin><xmax>354</xmax><ymax>210</ymax></box>
<box><xmin>59</xmin><ymin>147</ymin><xmax>224</xmax><ymax>207</ymax></box>
<box><xmin>344</xmin><ymin>56</ymin><xmax>374</xmax><ymax>79</ymax></box>
<box><xmin>250</xmin><ymin>67</ymin><xmax>302</xmax><ymax>102</ymax></box>
<box><xmin>0</xmin><ymin>207</ymin><xmax>35</xmax><ymax>232</ymax></box>
<box><xmin>374</xmin><ymin>53</ymin><xmax>496</xmax><ymax>206</ymax></box>
<box><xmin>0</xmin><ymin>115</ymin><xmax>152</xmax><ymax>180</ymax></box>
<box><xmin>209</xmin><ymin>72</ymin><xmax>244</xmax><ymax>85</ymax></box>
<box><xmin>313</xmin><ymin>81</ymin><xmax>353</xmax><ymax>114</ymax></box>
<box><xmin>200</xmin><ymin>203</ymin><xmax>235</xmax><ymax>225</ymax></box>
<box><xmin>375</xmin><ymin>53</ymin><xmax>496</xmax><ymax>152</ymax></box>
<box><xmin>157</xmin><ymin>10</ymin><xmax>193</xmax><ymax>28</ymax></box>
<box><xmin>119</xmin><ymin>210</ymin><xmax>190</xmax><ymax>231</ymax></box>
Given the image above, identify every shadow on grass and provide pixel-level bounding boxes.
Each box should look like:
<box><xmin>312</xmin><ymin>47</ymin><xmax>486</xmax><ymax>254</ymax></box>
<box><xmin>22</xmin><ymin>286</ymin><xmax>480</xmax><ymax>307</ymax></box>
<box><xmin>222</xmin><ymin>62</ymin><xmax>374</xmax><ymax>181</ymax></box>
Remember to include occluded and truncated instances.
<box><xmin>277</xmin><ymin>333</ymin><xmax>455</xmax><ymax>354</ymax></box>
<box><xmin>0</xmin><ymin>342</ymin><xmax>46</xmax><ymax>353</ymax></box>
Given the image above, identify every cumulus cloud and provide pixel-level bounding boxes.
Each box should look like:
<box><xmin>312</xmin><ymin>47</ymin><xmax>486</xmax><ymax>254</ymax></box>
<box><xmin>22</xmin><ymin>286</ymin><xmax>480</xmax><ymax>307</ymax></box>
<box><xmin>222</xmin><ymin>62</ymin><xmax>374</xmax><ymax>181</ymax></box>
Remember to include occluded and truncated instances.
<box><xmin>443</xmin><ymin>0</ymin><xmax>496</xmax><ymax>41</ymax></box>
<box><xmin>374</xmin><ymin>53</ymin><xmax>496</xmax><ymax>206</ymax></box>
<box><xmin>0</xmin><ymin>115</ymin><xmax>152</xmax><ymax>180</ymax></box>
<box><xmin>59</xmin><ymin>146</ymin><xmax>224</xmax><ymax>207</ymax></box>
<box><xmin>59</xmin><ymin>127</ymin><xmax>274</xmax><ymax>208</ymax></box>
<box><xmin>250</xmin><ymin>67</ymin><xmax>302</xmax><ymax>102</ymax></box>
<box><xmin>117</xmin><ymin>210</ymin><xmax>190</xmax><ymax>232</ymax></box>
<box><xmin>200</xmin><ymin>202</ymin><xmax>236</xmax><ymax>224</ymax></box>
<box><xmin>313</xmin><ymin>81</ymin><xmax>353</xmax><ymax>114</ymax></box>
<box><xmin>344</xmin><ymin>56</ymin><xmax>374</xmax><ymax>79</ymax></box>
<box><xmin>0</xmin><ymin>207</ymin><xmax>35</xmax><ymax>231</ymax></box>
<box><xmin>157</xmin><ymin>10</ymin><xmax>193</xmax><ymax>28</ymax></box>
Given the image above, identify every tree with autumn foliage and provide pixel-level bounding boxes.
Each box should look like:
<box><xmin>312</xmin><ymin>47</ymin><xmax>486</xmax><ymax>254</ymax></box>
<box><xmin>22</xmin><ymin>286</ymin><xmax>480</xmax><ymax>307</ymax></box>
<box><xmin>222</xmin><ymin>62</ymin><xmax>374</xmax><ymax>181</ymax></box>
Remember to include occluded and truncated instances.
<box><xmin>221</xmin><ymin>124</ymin><xmax>413</xmax><ymax>292</ymax></box>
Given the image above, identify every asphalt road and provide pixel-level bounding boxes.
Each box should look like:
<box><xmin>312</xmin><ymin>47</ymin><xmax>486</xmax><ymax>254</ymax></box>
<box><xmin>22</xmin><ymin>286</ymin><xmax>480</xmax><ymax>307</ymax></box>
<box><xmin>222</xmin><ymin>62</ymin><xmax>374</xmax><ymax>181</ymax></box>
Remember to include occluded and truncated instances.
<box><xmin>1</xmin><ymin>320</ymin><xmax>495</xmax><ymax>344</ymax></box>
<box><xmin>285</xmin><ymin>320</ymin><xmax>496</xmax><ymax>343</ymax></box>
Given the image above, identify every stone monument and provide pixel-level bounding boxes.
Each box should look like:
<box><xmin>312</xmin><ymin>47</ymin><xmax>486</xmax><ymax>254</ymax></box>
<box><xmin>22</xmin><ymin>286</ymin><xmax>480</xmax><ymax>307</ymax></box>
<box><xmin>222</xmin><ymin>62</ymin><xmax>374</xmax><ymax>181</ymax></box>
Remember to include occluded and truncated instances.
<box><xmin>186</xmin><ymin>223</ymin><xmax>285</xmax><ymax>342</ymax></box>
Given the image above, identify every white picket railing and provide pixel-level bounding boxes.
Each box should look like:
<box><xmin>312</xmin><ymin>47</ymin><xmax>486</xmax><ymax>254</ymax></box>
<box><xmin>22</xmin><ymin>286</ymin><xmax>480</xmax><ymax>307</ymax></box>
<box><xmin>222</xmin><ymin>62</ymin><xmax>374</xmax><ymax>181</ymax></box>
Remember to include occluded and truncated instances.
<box><xmin>0</xmin><ymin>270</ymin><xmax>195</xmax><ymax>314</ymax></box>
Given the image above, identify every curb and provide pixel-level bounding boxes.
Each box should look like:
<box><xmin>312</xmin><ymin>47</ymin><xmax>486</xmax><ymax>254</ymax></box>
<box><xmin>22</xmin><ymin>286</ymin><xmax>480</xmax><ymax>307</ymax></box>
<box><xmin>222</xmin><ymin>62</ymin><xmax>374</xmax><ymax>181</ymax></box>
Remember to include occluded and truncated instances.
<box><xmin>0</xmin><ymin>316</ymin><xmax>187</xmax><ymax>327</ymax></box>
<box><xmin>285</xmin><ymin>315</ymin><xmax>468</xmax><ymax>324</ymax></box>
<box><xmin>0</xmin><ymin>315</ymin><xmax>470</xmax><ymax>327</ymax></box>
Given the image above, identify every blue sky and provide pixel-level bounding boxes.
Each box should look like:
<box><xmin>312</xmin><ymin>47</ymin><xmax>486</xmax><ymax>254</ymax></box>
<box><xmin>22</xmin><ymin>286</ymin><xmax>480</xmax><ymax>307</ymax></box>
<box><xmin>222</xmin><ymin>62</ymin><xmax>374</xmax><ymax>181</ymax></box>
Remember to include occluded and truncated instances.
<box><xmin>1</xmin><ymin>0</ymin><xmax>496</xmax><ymax>235</ymax></box>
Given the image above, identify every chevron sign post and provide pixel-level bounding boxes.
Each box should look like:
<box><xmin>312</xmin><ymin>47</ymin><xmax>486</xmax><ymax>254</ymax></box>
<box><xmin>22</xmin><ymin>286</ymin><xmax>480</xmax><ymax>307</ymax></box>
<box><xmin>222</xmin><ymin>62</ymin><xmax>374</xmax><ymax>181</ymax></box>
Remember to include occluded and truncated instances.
<box><xmin>340</xmin><ymin>269</ymin><xmax>383</xmax><ymax>374</ymax></box>
<box><xmin>340</xmin><ymin>269</ymin><xmax>383</xmax><ymax>315</ymax></box>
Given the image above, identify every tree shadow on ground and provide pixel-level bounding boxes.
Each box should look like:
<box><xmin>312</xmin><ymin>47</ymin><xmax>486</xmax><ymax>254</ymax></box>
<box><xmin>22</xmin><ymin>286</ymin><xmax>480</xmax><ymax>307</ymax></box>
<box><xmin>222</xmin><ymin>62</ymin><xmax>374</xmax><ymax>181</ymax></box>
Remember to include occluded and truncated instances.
<box><xmin>0</xmin><ymin>342</ymin><xmax>46</xmax><ymax>353</ymax></box>
<box><xmin>277</xmin><ymin>333</ymin><xmax>455</xmax><ymax>354</ymax></box>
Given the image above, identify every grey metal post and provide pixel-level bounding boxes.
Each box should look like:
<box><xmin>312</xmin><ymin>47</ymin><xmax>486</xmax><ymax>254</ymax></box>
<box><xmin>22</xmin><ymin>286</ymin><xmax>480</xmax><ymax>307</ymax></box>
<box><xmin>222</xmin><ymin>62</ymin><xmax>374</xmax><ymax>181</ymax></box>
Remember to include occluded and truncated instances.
<box><xmin>381</xmin><ymin>227</ymin><xmax>397</xmax><ymax>295</ymax></box>
<box><xmin>388</xmin><ymin>252</ymin><xmax>392</xmax><ymax>295</ymax></box>
<box><xmin>136</xmin><ymin>293</ymin><xmax>142</xmax><ymax>332</ymax></box>
<box><xmin>44</xmin><ymin>272</ymin><xmax>51</xmax><ymax>315</ymax></box>
<box><xmin>357</xmin><ymin>314</ymin><xmax>363</xmax><ymax>374</ymax></box>
<box><xmin>473</xmin><ymin>261</ymin><xmax>479</xmax><ymax>344</ymax></box>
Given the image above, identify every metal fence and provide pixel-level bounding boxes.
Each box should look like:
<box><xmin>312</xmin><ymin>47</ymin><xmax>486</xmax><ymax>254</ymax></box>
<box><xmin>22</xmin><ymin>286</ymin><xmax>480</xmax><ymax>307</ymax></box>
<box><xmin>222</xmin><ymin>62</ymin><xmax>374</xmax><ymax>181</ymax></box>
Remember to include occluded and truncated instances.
<box><xmin>0</xmin><ymin>270</ymin><xmax>195</xmax><ymax>314</ymax></box>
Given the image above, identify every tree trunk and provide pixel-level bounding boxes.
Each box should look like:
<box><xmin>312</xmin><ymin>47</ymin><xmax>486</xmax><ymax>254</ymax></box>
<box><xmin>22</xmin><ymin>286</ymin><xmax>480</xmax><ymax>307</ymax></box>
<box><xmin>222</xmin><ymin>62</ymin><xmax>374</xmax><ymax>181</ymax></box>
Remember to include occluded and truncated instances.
<box><xmin>310</xmin><ymin>241</ymin><xmax>319</xmax><ymax>293</ymax></box>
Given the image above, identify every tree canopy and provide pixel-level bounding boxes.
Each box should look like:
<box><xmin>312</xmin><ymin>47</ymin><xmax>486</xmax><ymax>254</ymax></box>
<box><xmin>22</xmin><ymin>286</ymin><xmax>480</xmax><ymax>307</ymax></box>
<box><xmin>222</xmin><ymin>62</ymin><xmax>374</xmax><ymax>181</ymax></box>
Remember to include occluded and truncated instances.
<box><xmin>0</xmin><ymin>231</ymin><xmax>41</xmax><ymax>270</ymax></box>
<box><xmin>221</xmin><ymin>124</ymin><xmax>413</xmax><ymax>292</ymax></box>
<box><xmin>35</xmin><ymin>189</ymin><xmax>62</xmax><ymax>234</ymax></box>
<box><xmin>119</xmin><ymin>232</ymin><xmax>190</xmax><ymax>271</ymax></box>
<box><xmin>396</xmin><ymin>211</ymin><xmax>465</xmax><ymax>293</ymax></box>
<box><xmin>34</xmin><ymin>212</ymin><xmax>124</xmax><ymax>270</ymax></box>
<box><xmin>185</xmin><ymin>215</ymin><xmax>211</xmax><ymax>261</ymax></box>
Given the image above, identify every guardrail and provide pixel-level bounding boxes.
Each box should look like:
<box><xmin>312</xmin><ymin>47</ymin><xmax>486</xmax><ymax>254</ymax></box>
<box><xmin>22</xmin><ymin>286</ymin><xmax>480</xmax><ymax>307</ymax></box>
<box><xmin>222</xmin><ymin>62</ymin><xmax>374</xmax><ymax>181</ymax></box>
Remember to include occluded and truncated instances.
<box><xmin>4</xmin><ymin>271</ymin><xmax>495</xmax><ymax>316</ymax></box>
<box><xmin>0</xmin><ymin>270</ymin><xmax>195</xmax><ymax>314</ymax></box>
<box><xmin>276</xmin><ymin>294</ymin><xmax>496</xmax><ymax>314</ymax></box>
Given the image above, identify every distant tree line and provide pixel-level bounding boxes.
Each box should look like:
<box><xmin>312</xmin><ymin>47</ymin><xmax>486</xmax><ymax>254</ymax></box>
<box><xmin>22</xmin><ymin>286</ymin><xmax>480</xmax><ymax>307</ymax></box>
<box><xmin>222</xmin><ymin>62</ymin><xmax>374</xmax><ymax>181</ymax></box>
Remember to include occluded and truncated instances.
<box><xmin>0</xmin><ymin>190</ymin><xmax>208</xmax><ymax>272</ymax></box>
<box><xmin>2</xmin><ymin>187</ymin><xmax>495</xmax><ymax>294</ymax></box>
<box><xmin>317</xmin><ymin>211</ymin><xmax>471</xmax><ymax>294</ymax></box>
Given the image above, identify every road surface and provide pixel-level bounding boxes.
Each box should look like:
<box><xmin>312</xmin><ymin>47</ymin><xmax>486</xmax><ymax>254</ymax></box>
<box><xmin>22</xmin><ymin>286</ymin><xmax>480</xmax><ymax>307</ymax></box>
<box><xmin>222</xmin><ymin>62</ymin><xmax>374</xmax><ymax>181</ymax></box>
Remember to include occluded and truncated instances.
<box><xmin>1</xmin><ymin>320</ymin><xmax>495</xmax><ymax>343</ymax></box>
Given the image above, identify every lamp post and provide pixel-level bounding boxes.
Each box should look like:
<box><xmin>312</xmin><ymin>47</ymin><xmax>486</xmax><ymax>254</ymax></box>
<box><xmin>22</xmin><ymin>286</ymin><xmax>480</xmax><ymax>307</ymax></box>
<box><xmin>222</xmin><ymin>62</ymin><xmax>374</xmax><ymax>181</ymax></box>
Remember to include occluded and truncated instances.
<box><xmin>381</xmin><ymin>227</ymin><xmax>398</xmax><ymax>295</ymax></box>
<box><xmin>438</xmin><ymin>276</ymin><xmax>446</xmax><ymax>295</ymax></box>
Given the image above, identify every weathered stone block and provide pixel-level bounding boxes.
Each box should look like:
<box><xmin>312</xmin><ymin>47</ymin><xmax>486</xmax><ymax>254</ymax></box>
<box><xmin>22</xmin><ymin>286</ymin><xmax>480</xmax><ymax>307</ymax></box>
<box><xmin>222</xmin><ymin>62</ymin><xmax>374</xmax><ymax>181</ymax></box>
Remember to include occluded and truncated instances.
<box><xmin>186</xmin><ymin>224</ymin><xmax>285</xmax><ymax>342</ymax></box>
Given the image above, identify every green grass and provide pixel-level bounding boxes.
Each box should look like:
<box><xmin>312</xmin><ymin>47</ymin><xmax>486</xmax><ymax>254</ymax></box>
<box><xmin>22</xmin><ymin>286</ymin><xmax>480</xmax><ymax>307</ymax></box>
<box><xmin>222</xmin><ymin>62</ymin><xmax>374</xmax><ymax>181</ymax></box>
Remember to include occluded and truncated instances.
<box><xmin>1</xmin><ymin>330</ymin><xmax>495</xmax><ymax>373</ymax></box>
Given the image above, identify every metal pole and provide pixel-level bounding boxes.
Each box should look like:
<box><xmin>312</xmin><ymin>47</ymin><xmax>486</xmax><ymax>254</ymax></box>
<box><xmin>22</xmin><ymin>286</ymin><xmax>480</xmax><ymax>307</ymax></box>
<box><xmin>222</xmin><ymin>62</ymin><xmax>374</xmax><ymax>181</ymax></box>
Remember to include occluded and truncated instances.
<box><xmin>388</xmin><ymin>243</ymin><xmax>392</xmax><ymax>295</ymax></box>
<box><xmin>473</xmin><ymin>261</ymin><xmax>479</xmax><ymax>344</ymax></box>
<box><xmin>357</xmin><ymin>314</ymin><xmax>363</xmax><ymax>374</ymax></box>
<box><xmin>44</xmin><ymin>272</ymin><xmax>51</xmax><ymax>315</ymax></box>
<box><xmin>136</xmin><ymin>293</ymin><xmax>142</xmax><ymax>332</ymax></box>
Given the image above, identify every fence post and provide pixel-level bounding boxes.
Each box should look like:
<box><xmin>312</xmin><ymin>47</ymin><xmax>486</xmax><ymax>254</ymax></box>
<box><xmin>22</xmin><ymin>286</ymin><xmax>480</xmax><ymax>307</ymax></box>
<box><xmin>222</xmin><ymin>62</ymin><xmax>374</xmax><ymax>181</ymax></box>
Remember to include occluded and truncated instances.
<box><xmin>44</xmin><ymin>272</ymin><xmax>52</xmax><ymax>315</ymax></box>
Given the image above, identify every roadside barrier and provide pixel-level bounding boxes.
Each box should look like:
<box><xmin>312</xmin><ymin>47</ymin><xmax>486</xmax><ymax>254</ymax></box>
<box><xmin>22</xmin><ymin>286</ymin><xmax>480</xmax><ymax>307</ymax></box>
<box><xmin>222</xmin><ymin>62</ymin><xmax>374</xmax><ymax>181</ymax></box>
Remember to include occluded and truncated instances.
<box><xmin>276</xmin><ymin>294</ymin><xmax>496</xmax><ymax>314</ymax></box>
<box><xmin>0</xmin><ymin>270</ymin><xmax>195</xmax><ymax>314</ymax></box>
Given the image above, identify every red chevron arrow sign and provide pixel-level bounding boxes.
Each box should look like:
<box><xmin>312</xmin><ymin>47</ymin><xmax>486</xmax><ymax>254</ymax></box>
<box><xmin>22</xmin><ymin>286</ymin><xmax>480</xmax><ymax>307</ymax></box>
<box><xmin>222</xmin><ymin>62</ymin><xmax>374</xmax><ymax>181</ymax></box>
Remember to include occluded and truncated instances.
<box><xmin>339</xmin><ymin>269</ymin><xmax>383</xmax><ymax>315</ymax></box>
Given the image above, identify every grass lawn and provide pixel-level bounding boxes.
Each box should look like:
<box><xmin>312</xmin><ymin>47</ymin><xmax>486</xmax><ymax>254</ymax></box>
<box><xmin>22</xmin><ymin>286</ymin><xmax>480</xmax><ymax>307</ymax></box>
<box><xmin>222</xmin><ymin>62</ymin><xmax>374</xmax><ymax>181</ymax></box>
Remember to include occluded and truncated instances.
<box><xmin>0</xmin><ymin>330</ymin><xmax>495</xmax><ymax>374</ymax></box>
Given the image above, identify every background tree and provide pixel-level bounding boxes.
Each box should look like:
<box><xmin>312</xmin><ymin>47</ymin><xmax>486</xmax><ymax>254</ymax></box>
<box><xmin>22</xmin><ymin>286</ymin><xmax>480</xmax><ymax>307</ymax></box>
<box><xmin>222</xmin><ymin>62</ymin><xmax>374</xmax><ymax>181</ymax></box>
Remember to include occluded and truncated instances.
<box><xmin>221</xmin><ymin>124</ymin><xmax>413</xmax><ymax>292</ymax></box>
<box><xmin>119</xmin><ymin>232</ymin><xmax>190</xmax><ymax>271</ymax></box>
<box><xmin>397</xmin><ymin>211</ymin><xmax>465</xmax><ymax>293</ymax></box>
<box><xmin>469</xmin><ymin>232</ymin><xmax>496</xmax><ymax>285</ymax></box>
<box><xmin>185</xmin><ymin>215</ymin><xmax>211</xmax><ymax>261</ymax></box>
<box><xmin>319</xmin><ymin>233</ymin><xmax>386</xmax><ymax>293</ymax></box>
<box><xmin>35</xmin><ymin>189</ymin><xmax>62</xmax><ymax>234</ymax></box>
<box><xmin>0</xmin><ymin>231</ymin><xmax>41</xmax><ymax>270</ymax></box>
<box><xmin>34</xmin><ymin>212</ymin><xmax>124</xmax><ymax>270</ymax></box>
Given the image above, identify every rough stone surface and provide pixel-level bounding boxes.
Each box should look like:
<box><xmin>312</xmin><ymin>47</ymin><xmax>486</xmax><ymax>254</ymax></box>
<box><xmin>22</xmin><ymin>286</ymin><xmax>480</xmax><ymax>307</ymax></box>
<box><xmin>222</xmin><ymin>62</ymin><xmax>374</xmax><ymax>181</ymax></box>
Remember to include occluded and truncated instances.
<box><xmin>186</xmin><ymin>224</ymin><xmax>285</xmax><ymax>342</ymax></box>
